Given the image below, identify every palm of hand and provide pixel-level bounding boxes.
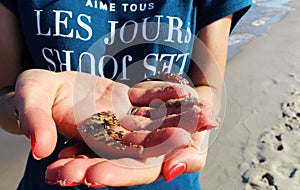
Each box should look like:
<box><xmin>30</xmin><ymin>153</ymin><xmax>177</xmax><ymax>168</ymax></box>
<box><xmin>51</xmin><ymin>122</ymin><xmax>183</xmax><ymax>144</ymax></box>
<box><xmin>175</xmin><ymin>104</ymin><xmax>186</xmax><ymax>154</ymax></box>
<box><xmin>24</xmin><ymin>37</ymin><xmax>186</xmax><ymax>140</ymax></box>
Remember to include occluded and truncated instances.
<box><xmin>15</xmin><ymin>70</ymin><xmax>132</xmax><ymax>159</ymax></box>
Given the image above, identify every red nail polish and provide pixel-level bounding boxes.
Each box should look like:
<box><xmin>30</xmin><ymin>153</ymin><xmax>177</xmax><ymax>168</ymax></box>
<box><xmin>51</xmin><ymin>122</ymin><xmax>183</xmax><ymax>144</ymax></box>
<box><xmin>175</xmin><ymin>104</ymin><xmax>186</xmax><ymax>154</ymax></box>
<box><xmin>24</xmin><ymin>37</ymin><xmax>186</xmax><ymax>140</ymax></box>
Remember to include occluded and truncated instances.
<box><xmin>30</xmin><ymin>134</ymin><xmax>36</xmax><ymax>149</ymax></box>
<box><xmin>63</xmin><ymin>182</ymin><xmax>81</xmax><ymax>187</ymax></box>
<box><xmin>30</xmin><ymin>134</ymin><xmax>41</xmax><ymax>160</ymax></box>
<box><xmin>84</xmin><ymin>178</ymin><xmax>107</xmax><ymax>188</ymax></box>
<box><xmin>90</xmin><ymin>184</ymin><xmax>107</xmax><ymax>188</ymax></box>
<box><xmin>86</xmin><ymin>182</ymin><xmax>106</xmax><ymax>188</ymax></box>
<box><xmin>165</xmin><ymin>163</ymin><xmax>186</xmax><ymax>182</ymax></box>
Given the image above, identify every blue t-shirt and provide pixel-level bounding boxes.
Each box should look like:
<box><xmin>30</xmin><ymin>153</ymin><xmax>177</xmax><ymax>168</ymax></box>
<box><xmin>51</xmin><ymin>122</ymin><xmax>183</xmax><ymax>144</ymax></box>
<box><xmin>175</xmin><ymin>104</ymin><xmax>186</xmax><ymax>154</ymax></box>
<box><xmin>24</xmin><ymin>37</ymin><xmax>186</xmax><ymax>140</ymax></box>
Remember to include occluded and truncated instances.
<box><xmin>0</xmin><ymin>0</ymin><xmax>252</xmax><ymax>189</ymax></box>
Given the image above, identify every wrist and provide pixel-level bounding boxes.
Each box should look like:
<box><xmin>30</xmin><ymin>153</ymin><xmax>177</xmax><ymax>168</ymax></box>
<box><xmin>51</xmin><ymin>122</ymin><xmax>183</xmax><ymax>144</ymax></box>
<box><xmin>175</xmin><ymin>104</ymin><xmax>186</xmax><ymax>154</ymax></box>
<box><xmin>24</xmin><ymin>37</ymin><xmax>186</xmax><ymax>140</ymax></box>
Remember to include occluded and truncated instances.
<box><xmin>0</xmin><ymin>88</ymin><xmax>23</xmax><ymax>134</ymax></box>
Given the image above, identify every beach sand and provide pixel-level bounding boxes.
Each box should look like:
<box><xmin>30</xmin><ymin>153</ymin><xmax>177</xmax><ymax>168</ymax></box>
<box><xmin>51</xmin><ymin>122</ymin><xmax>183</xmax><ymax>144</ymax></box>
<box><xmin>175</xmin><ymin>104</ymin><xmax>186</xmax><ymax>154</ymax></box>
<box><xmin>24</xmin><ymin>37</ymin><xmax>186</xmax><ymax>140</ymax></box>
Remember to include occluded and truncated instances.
<box><xmin>200</xmin><ymin>1</ymin><xmax>300</xmax><ymax>189</ymax></box>
<box><xmin>0</xmin><ymin>131</ymin><xmax>29</xmax><ymax>190</ymax></box>
<box><xmin>1</xmin><ymin>1</ymin><xmax>299</xmax><ymax>190</ymax></box>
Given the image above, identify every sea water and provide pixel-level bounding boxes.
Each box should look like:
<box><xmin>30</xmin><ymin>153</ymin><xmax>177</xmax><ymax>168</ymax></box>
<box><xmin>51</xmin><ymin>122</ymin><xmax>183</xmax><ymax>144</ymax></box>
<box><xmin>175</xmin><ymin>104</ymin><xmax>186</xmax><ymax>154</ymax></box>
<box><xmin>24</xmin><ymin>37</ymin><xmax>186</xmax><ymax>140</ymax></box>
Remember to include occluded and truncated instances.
<box><xmin>228</xmin><ymin>0</ymin><xmax>295</xmax><ymax>59</ymax></box>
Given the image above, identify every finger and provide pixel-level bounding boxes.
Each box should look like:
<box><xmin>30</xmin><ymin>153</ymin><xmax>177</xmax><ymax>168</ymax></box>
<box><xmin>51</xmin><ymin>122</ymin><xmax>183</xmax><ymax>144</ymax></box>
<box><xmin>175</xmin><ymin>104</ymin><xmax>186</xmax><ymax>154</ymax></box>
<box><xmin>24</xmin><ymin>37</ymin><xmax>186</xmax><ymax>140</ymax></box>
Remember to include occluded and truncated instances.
<box><xmin>162</xmin><ymin>131</ymin><xmax>209</xmax><ymax>182</ymax></box>
<box><xmin>46</xmin><ymin>157</ymin><xmax>163</xmax><ymax>188</ymax></box>
<box><xmin>79</xmin><ymin>128</ymin><xmax>144</xmax><ymax>159</ymax></box>
<box><xmin>120</xmin><ymin>116</ymin><xmax>192</xmax><ymax>149</ymax></box>
<box><xmin>162</xmin><ymin>147</ymin><xmax>207</xmax><ymax>182</ymax></box>
<box><xmin>45</xmin><ymin>158</ymin><xmax>103</xmax><ymax>187</ymax></box>
<box><xmin>121</xmin><ymin>111</ymin><xmax>200</xmax><ymax>132</ymax></box>
<box><xmin>126</xmin><ymin>99</ymin><xmax>218</xmax><ymax>133</ymax></box>
<box><xmin>21</xmin><ymin>109</ymin><xmax>58</xmax><ymax>160</ymax></box>
<box><xmin>58</xmin><ymin>143</ymin><xmax>96</xmax><ymax>159</ymax></box>
<box><xmin>80</xmin><ymin>119</ymin><xmax>192</xmax><ymax>159</ymax></box>
<box><xmin>123</xmin><ymin>127</ymin><xmax>192</xmax><ymax>158</ymax></box>
<box><xmin>129</xmin><ymin>81</ymin><xmax>197</xmax><ymax>106</ymax></box>
<box><xmin>58</xmin><ymin>158</ymin><xmax>103</xmax><ymax>187</ymax></box>
<box><xmin>153</xmin><ymin>101</ymin><xmax>217</xmax><ymax>133</ymax></box>
<box><xmin>120</xmin><ymin>115</ymin><xmax>151</xmax><ymax>131</ymax></box>
<box><xmin>124</xmin><ymin>110</ymin><xmax>210</xmax><ymax>133</ymax></box>
<box><xmin>146</xmin><ymin>111</ymin><xmax>199</xmax><ymax>133</ymax></box>
<box><xmin>141</xmin><ymin>127</ymin><xmax>191</xmax><ymax>158</ymax></box>
<box><xmin>85</xmin><ymin>158</ymin><xmax>162</xmax><ymax>187</ymax></box>
<box><xmin>132</xmin><ymin>99</ymin><xmax>203</xmax><ymax>119</ymax></box>
<box><xmin>15</xmin><ymin>70</ymin><xmax>59</xmax><ymax>159</ymax></box>
<box><xmin>45</xmin><ymin>158</ymin><xmax>74</xmax><ymax>185</ymax></box>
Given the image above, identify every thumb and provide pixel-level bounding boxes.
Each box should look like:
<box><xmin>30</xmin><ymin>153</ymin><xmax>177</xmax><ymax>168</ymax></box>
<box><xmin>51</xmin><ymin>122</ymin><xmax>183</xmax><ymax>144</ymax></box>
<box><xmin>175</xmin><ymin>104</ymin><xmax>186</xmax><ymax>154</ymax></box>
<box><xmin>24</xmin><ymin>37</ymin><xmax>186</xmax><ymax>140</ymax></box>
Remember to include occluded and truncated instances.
<box><xmin>20</xmin><ymin>108</ymin><xmax>57</xmax><ymax>160</ymax></box>
<box><xmin>15</xmin><ymin>70</ymin><xmax>58</xmax><ymax>159</ymax></box>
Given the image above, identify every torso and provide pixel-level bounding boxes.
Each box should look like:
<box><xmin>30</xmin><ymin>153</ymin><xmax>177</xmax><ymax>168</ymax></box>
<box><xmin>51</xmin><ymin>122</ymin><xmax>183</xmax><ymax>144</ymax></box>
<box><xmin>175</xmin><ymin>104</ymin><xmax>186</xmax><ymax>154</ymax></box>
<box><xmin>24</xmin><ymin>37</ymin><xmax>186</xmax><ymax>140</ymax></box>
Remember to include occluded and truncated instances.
<box><xmin>18</xmin><ymin>0</ymin><xmax>198</xmax><ymax>84</ymax></box>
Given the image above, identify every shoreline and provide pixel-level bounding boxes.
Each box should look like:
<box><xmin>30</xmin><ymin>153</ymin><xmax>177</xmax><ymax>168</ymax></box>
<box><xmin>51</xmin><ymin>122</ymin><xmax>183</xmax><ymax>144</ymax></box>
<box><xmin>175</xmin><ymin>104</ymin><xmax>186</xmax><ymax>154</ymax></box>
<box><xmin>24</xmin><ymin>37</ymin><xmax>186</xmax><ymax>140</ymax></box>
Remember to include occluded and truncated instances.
<box><xmin>200</xmin><ymin>0</ymin><xmax>300</xmax><ymax>189</ymax></box>
<box><xmin>228</xmin><ymin>0</ymin><xmax>294</xmax><ymax>60</ymax></box>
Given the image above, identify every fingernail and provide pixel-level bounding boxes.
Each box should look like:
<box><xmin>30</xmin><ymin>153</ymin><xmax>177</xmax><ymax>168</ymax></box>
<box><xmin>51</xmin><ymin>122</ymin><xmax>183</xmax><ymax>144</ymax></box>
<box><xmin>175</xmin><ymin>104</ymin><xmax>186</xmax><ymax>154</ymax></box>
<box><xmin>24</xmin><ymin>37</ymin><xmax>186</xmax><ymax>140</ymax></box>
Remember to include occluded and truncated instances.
<box><xmin>30</xmin><ymin>134</ymin><xmax>41</xmax><ymax>160</ymax></box>
<box><xmin>55</xmin><ymin>175</ymin><xmax>80</xmax><ymax>187</ymax></box>
<box><xmin>90</xmin><ymin>183</ymin><xmax>107</xmax><ymax>188</ymax></box>
<box><xmin>165</xmin><ymin>163</ymin><xmax>186</xmax><ymax>182</ymax></box>
<box><xmin>62</xmin><ymin>182</ymin><xmax>81</xmax><ymax>187</ymax></box>
<box><xmin>85</xmin><ymin>179</ymin><xmax>106</xmax><ymax>188</ymax></box>
<box><xmin>87</xmin><ymin>183</ymin><xmax>106</xmax><ymax>188</ymax></box>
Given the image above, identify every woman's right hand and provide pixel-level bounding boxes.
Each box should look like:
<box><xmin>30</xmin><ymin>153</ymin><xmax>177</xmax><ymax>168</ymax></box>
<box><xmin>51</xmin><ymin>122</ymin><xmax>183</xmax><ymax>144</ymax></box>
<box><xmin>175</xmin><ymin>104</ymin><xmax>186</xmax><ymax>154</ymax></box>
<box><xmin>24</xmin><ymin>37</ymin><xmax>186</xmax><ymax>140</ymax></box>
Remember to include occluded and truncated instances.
<box><xmin>14</xmin><ymin>69</ymin><xmax>132</xmax><ymax>160</ymax></box>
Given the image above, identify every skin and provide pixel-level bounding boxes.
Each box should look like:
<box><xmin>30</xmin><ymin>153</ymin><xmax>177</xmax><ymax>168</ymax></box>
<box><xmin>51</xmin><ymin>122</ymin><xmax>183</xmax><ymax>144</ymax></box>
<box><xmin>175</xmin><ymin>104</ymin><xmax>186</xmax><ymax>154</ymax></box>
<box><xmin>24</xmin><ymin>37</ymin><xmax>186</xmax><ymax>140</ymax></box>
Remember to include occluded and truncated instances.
<box><xmin>0</xmin><ymin>3</ymin><xmax>23</xmax><ymax>134</ymax></box>
<box><xmin>0</xmin><ymin>2</ymin><xmax>232</xmax><ymax>188</ymax></box>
